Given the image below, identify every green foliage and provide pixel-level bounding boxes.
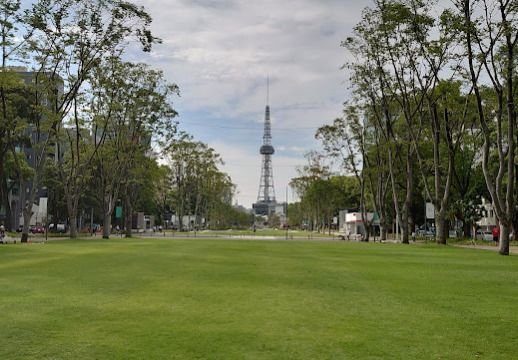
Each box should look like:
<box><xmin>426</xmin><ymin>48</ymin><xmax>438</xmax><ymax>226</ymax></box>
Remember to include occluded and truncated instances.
<box><xmin>165</xmin><ymin>133</ymin><xmax>235</xmax><ymax>230</ymax></box>
<box><xmin>332</xmin><ymin>0</ymin><xmax>514</xmax><ymax>243</ymax></box>
<box><xmin>290</xmin><ymin>151</ymin><xmax>361</xmax><ymax>231</ymax></box>
<box><xmin>208</xmin><ymin>203</ymin><xmax>252</xmax><ymax>229</ymax></box>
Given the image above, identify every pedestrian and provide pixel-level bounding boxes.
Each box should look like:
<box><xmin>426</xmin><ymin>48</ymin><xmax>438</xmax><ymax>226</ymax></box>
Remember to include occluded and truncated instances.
<box><xmin>492</xmin><ymin>226</ymin><xmax>500</xmax><ymax>245</ymax></box>
<box><xmin>0</xmin><ymin>224</ymin><xmax>4</xmax><ymax>243</ymax></box>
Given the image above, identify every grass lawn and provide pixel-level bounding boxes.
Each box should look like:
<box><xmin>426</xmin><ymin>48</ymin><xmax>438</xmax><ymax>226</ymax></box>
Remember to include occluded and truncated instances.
<box><xmin>1</xmin><ymin>239</ymin><xmax>517</xmax><ymax>359</ymax></box>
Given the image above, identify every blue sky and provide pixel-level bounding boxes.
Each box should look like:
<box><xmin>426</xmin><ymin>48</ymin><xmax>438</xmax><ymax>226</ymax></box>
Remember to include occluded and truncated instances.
<box><xmin>129</xmin><ymin>0</ymin><xmax>368</xmax><ymax>207</ymax></box>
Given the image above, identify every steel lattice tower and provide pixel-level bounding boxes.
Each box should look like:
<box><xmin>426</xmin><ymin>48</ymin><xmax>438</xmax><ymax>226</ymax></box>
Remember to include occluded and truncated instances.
<box><xmin>253</xmin><ymin>79</ymin><xmax>277</xmax><ymax>215</ymax></box>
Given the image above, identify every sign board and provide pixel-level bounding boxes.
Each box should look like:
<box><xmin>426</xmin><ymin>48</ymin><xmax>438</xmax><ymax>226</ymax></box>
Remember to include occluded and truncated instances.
<box><xmin>426</xmin><ymin>202</ymin><xmax>435</xmax><ymax>219</ymax></box>
<box><xmin>115</xmin><ymin>206</ymin><xmax>123</xmax><ymax>219</ymax></box>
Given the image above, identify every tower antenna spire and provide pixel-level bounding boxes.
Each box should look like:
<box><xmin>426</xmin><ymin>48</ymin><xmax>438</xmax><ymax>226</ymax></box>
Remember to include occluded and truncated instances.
<box><xmin>266</xmin><ymin>75</ymin><xmax>269</xmax><ymax>105</ymax></box>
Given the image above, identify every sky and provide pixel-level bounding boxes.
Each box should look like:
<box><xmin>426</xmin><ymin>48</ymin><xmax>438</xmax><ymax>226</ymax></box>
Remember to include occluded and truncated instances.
<box><xmin>128</xmin><ymin>0</ymin><xmax>369</xmax><ymax>208</ymax></box>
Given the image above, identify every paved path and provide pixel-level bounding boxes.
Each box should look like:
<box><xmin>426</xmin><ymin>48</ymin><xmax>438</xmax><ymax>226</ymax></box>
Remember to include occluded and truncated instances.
<box><xmin>454</xmin><ymin>244</ymin><xmax>518</xmax><ymax>254</ymax></box>
<box><xmin>139</xmin><ymin>233</ymin><xmax>342</xmax><ymax>242</ymax></box>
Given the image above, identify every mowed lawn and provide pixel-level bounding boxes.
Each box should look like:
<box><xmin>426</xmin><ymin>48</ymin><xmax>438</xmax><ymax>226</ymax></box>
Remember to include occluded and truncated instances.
<box><xmin>1</xmin><ymin>239</ymin><xmax>517</xmax><ymax>359</ymax></box>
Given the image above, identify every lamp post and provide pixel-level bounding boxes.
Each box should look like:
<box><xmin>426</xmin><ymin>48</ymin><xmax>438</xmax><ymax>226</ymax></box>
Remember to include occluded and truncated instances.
<box><xmin>45</xmin><ymin>197</ymin><xmax>48</xmax><ymax>243</ymax></box>
<box><xmin>285</xmin><ymin>186</ymin><xmax>288</xmax><ymax>240</ymax></box>
<box><xmin>41</xmin><ymin>186</ymin><xmax>48</xmax><ymax>243</ymax></box>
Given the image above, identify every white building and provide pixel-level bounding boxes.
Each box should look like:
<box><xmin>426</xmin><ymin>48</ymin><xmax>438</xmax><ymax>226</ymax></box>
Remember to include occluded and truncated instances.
<box><xmin>477</xmin><ymin>197</ymin><xmax>497</xmax><ymax>231</ymax></box>
<box><xmin>339</xmin><ymin>211</ymin><xmax>379</xmax><ymax>239</ymax></box>
<box><xmin>170</xmin><ymin>215</ymin><xmax>204</xmax><ymax>230</ymax></box>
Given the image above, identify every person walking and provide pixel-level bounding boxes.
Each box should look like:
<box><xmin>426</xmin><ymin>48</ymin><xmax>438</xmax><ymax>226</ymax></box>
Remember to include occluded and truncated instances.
<box><xmin>492</xmin><ymin>226</ymin><xmax>500</xmax><ymax>245</ymax></box>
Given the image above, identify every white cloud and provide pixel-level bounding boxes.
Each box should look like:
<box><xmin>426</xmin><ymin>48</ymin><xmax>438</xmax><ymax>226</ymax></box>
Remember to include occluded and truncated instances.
<box><xmin>130</xmin><ymin>0</ymin><xmax>369</xmax><ymax>206</ymax></box>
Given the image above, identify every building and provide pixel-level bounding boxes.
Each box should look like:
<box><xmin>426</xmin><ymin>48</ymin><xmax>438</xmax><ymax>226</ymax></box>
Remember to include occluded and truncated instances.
<box><xmin>477</xmin><ymin>197</ymin><xmax>497</xmax><ymax>231</ymax></box>
<box><xmin>339</xmin><ymin>210</ymin><xmax>379</xmax><ymax>239</ymax></box>
<box><xmin>170</xmin><ymin>215</ymin><xmax>204</xmax><ymax>230</ymax></box>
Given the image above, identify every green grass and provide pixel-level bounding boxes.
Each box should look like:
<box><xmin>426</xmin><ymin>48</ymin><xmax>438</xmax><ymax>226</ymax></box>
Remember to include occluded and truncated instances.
<box><xmin>1</xmin><ymin>238</ymin><xmax>517</xmax><ymax>359</ymax></box>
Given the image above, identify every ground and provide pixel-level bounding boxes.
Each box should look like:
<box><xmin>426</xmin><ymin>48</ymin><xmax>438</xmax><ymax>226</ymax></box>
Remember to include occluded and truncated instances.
<box><xmin>1</xmin><ymin>238</ymin><xmax>517</xmax><ymax>359</ymax></box>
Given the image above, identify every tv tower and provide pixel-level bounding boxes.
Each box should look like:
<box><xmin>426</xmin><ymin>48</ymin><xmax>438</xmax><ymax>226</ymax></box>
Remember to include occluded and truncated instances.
<box><xmin>253</xmin><ymin>77</ymin><xmax>277</xmax><ymax>216</ymax></box>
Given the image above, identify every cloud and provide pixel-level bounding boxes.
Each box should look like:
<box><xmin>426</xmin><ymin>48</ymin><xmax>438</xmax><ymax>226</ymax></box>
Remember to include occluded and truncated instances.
<box><xmin>184</xmin><ymin>0</ymin><xmax>237</xmax><ymax>10</ymax></box>
<box><xmin>129</xmin><ymin>0</ymin><xmax>370</xmax><ymax>206</ymax></box>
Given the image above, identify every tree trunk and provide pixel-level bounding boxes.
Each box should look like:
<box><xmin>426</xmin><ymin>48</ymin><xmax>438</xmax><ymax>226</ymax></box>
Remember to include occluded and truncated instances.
<box><xmin>387</xmin><ymin>145</ymin><xmax>405</xmax><ymax>243</ymax></box>
<box><xmin>0</xmin><ymin>161</ymin><xmax>12</xmax><ymax>231</ymax></box>
<box><xmin>379</xmin><ymin>217</ymin><xmax>387</xmax><ymax>241</ymax></box>
<box><xmin>435</xmin><ymin>211</ymin><xmax>447</xmax><ymax>245</ymax></box>
<box><xmin>125</xmin><ymin>193</ymin><xmax>132</xmax><ymax>237</ymax></box>
<box><xmin>364</xmin><ymin>223</ymin><xmax>370</xmax><ymax>242</ymax></box>
<box><xmin>102</xmin><ymin>194</ymin><xmax>114</xmax><ymax>239</ymax></box>
<box><xmin>463</xmin><ymin>220</ymin><xmax>472</xmax><ymax>239</ymax></box>
<box><xmin>103</xmin><ymin>211</ymin><xmax>111</xmax><ymax>239</ymax></box>
<box><xmin>402</xmin><ymin>150</ymin><xmax>413</xmax><ymax>244</ymax></box>
<box><xmin>65</xmin><ymin>180</ymin><xmax>79</xmax><ymax>238</ymax></box>
<box><xmin>69</xmin><ymin>216</ymin><xmax>78</xmax><ymax>238</ymax></box>
<box><xmin>21</xmin><ymin>205</ymin><xmax>32</xmax><ymax>243</ymax></box>
<box><xmin>21</xmin><ymin>172</ymin><xmax>42</xmax><ymax>243</ymax></box>
<box><xmin>499</xmin><ymin>223</ymin><xmax>510</xmax><ymax>256</ymax></box>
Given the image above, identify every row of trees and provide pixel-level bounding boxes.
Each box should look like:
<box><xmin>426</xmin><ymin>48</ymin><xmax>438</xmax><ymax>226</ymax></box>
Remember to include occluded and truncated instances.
<box><xmin>289</xmin><ymin>152</ymin><xmax>361</xmax><ymax>233</ymax></box>
<box><xmin>0</xmin><ymin>0</ymin><xmax>242</xmax><ymax>240</ymax></box>
<box><xmin>163</xmin><ymin>134</ymin><xmax>252</xmax><ymax>230</ymax></box>
<box><xmin>314</xmin><ymin>0</ymin><xmax>517</xmax><ymax>255</ymax></box>
<box><xmin>1</xmin><ymin>0</ymin><xmax>164</xmax><ymax>241</ymax></box>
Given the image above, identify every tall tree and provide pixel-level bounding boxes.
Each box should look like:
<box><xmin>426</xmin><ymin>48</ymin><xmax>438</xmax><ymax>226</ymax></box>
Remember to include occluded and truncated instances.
<box><xmin>0</xmin><ymin>0</ymin><xmax>33</xmax><ymax>230</ymax></box>
<box><xmin>317</xmin><ymin>104</ymin><xmax>389</xmax><ymax>241</ymax></box>
<box><xmin>345</xmin><ymin>1</ymin><xmax>416</xmax><ymax>242</ymax></box>
<box><xmin>453</xmin><ymin>0</ymin><xmax>518</xmax><ymax>255</ymax></box>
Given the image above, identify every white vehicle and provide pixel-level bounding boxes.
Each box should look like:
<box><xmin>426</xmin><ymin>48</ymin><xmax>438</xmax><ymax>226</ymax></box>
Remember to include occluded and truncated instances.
<box><xmin>49</xmin><ymin>223</ymin><xmax>67</xmax><ymax>233</ymax></box>
<box><xmin>476</xmin><ymin>230</ymin><xmax>493</xmax><ymax>241</ymax></box>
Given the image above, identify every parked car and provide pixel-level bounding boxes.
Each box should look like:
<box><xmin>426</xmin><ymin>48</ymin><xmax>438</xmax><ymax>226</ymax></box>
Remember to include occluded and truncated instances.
<box><xmin>30</xmin><ymin>225</ymin><xmax>45</xmax><ymax>234</ymax></box>
<box><xmin>49</xmin><ymin>223</ymin><xmax>67</xmax><ymax>233</ymax></box>
<box><xmin>416</xmin><ymin>228</ymin><xmax>435</xmax><ymax>238</ymax></box>
<box><xmin>476</xmin><ymin>230</ymin><xmax>493</xmax><ymax>241</ymax></box>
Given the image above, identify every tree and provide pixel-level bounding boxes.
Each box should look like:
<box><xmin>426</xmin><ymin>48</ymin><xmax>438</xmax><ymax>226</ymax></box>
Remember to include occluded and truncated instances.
<box><xmin>452</xmin><ymin>0</ymin><xmax>518</xmax><ymax>255</ymax></box>
<box><xmin>344</xmin><ymin>1</ymin><xmax>416</xmax><ymax>243</ymax></box>
<box><xmin>88</xmin><ymin>58</ymin><xmax>177</xmax><ymax>238</ymax></box>
<box><xmin>15</xmin><ymin>72</ymin><xmax>63</xmax><ymax>242</ymax></box>
<box><xmin>317</xmin><ymin>105</ymin><xmax>389</xmax><ymax>241</ymax></box>
<box><xmin>290</xmin><ymin>152</ymin><xmax>360</xmax><ymax>233</ymax></box>
<box><xmin>165</xmin><ymin>134</ymin><xmax>233</xmax><ymax>231</ymax></box>
<box><xmin>25</xmin><ymin>0</ymin><xmax>160</xmax><ymax>238</ymax></box>
<box><xmin>153</xmin><ymin>165</ymin><xmax>174</xmax><ymax>229</ymax></box>
<box><xmin>0</xmin><ymin>0</ymin><xmax>33</xmax><ymax>231</ymax></box>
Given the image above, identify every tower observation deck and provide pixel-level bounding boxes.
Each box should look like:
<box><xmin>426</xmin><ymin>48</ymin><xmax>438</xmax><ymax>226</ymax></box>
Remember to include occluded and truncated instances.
<box><xmin>253</xmin><ymin>79</ymin><xmax>278</xmax><ymax>216</ymax></box>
